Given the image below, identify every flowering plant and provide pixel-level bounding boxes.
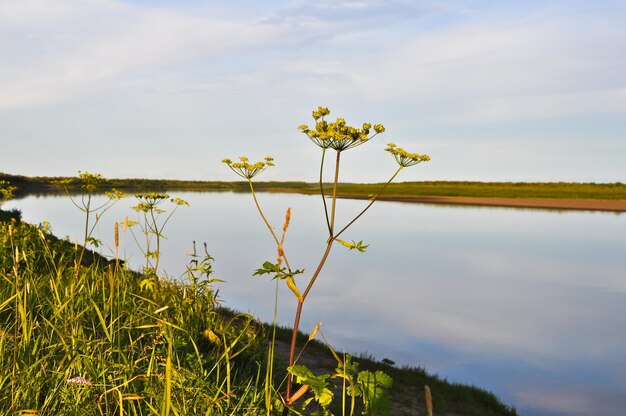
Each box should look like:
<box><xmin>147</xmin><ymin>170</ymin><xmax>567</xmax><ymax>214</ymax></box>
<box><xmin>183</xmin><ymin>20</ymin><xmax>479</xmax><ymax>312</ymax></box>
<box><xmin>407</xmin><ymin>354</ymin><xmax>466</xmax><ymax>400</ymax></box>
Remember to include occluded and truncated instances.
<box><xmin>225</xmin><ymin>107</ymin><xmax>430</xmax><ymax>414</ymax></box>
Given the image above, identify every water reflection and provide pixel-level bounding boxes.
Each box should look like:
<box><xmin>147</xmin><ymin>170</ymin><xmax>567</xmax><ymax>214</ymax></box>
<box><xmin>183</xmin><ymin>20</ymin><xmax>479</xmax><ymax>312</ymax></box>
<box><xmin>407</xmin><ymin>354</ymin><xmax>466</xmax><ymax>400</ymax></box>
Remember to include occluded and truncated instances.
<box><xmin>5</xmin><ymin>192</ymin><xmax>626</xmax><ymax>416</ymax></box>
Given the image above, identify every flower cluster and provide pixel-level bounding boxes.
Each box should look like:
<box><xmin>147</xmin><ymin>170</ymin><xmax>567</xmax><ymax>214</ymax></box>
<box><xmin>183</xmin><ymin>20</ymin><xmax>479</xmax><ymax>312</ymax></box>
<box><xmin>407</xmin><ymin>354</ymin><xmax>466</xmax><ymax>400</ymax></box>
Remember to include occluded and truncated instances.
<box><xmin>222</xmin><ymin>156</ymin><xmax>275</xmax><ymax>179</ymax></box>
<box><xmin>67</xmin><ymin>376</ymin><xmax>92</xmax><ymax>386</ymax></box>
<box><xmin>385</xmin><ymin>143</ymin><xmax>431</xmax><ymax>167</ymax></box>
<box><xmin>131</xmin><ymin>193</ymin><xmax>189</xmax><ymax>213</ymax></box>
<box><xmin>298</xmin><ymin>106</ymin><xmax>385</xmax><ymax>151</ymax></box>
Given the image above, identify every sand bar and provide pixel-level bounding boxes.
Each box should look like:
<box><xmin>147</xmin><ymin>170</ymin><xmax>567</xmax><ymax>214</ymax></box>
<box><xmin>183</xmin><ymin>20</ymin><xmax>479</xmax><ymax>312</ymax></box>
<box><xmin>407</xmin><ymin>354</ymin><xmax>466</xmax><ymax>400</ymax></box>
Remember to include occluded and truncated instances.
<box><xmin>336</xmin><ymin>194</ymin><xmax>626</xmax><ymax>212</ymax></box>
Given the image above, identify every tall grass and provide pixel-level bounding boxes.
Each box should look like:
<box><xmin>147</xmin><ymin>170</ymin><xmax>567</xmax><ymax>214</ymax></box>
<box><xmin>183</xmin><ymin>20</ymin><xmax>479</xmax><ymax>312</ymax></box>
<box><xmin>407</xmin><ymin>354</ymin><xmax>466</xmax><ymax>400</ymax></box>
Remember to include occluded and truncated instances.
<box><xmin>0</xmin><ymin>219</ymin><xmax>266</xmax><ymax>415</ymax></box>
<box><xmin>0</xmin><ymin>203</ymin><xmax>518</xmax><ymax>415</ymax></box>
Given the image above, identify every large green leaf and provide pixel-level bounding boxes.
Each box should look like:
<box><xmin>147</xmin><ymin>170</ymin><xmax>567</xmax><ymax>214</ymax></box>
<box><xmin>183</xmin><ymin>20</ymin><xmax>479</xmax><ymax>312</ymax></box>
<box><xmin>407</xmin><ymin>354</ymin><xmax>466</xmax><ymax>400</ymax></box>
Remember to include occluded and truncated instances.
<box><xmin>288</xmin><ymin>365</ymin><xmax>334</xmax><ymax>408</ymax></box>
<box><xmin>358</xmin><ymin>370</ymin><xmax>393</xmax><ymax>415</ymax></box>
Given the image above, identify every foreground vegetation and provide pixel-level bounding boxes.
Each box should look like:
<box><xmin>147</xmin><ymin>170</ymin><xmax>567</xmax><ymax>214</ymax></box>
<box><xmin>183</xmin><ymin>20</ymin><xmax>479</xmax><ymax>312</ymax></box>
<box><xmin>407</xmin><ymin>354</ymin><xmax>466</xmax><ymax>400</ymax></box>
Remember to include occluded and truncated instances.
<box><xmin>0</xmin><ymin>107</ymin><xmax>521</xmax><ymax>414</ymax></box>
<box><xmin>0</xmin><ymin>212</ymin><xmax>517</xmax><ymax>415</ymax></box>
<box><xmin>2</xmin><ymin>172</ymin><xmax>625</xmax><ymax>201</ymax></box>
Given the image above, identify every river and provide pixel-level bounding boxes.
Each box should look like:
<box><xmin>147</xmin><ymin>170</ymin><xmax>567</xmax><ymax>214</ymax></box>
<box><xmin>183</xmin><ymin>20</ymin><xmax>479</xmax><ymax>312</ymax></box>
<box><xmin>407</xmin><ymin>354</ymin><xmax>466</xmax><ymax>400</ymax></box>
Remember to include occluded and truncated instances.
<box><xmin>5</xmin><ymin>191</ymin><xmax>626</xmax><ymax>416</ymax></box>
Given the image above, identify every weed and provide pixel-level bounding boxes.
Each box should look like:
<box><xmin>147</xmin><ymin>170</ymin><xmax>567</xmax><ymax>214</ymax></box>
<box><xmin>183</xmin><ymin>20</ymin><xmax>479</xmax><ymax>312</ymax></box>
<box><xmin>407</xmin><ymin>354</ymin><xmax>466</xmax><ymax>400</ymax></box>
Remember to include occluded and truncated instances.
<box><xmin>224</xmin><ymin>107</ymin><xmax>429</xmax><ymax>415</ymax></box>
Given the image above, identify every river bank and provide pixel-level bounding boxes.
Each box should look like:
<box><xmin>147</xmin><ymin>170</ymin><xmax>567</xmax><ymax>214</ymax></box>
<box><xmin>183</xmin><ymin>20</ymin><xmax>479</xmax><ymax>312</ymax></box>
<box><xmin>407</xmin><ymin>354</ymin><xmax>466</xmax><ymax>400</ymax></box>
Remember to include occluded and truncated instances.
<box><xmin>2</xmin><ymin>172</ymin><xmax>625</xmax><ymax>213</ymax></box>
<box><xmin>336</xmin><ymin>194</ymin><xmax>626</xmax><ymax>212</ymax></box>
<box><xmin>0</xmin><ymin>209</ymin><xmax>517</xmax><ymax>415</ymax></box>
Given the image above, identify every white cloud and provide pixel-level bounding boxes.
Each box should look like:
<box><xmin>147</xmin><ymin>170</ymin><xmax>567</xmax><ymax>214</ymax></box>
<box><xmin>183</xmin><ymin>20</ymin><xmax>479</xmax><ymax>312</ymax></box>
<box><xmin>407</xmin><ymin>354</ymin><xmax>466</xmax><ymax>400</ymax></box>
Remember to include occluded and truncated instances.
<box><xmin>513</xmin><ymin>386</ymin><xmax>626</xmax><ymax>416</ymax></box>
<box><xmin>1</xmin><ymin>0</ymin><xmax>625</xmax><ymax>182</ymax></box>
<box><xmin>0</xmin><ymin>0</ymin><xmax>280</xmax><ymax>109</ymax></box>
<box><xmin>349</xmin><ymin>14</ymin><xmax>626</xmax><ymax>120</ymax></box>
<box><xmin>455</xmin><ymin>88</ymin><xmax>626</xmax><ymax>122</ymax></box>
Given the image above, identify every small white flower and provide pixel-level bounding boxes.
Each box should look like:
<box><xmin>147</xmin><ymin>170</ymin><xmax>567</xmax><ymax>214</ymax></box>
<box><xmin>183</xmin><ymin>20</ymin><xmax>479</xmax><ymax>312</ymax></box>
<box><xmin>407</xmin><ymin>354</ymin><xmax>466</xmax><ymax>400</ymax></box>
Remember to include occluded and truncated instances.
<box><xmin>67</xmin><ymin>376</ymin><xmax>92</xmax><ymax>386</ymax></box>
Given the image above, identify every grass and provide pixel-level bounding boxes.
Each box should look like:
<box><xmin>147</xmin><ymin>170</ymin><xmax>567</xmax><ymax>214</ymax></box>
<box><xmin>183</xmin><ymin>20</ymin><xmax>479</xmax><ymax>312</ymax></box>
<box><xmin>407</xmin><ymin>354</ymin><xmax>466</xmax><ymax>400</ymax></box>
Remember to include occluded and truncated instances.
<box><xmin>2</xmin><ymin>172</ymin><xmax>625</xmax><ymax>201</ymax></box>
<box><xmin>330</xmin><ymin>181</ymin><xmax>626</xmax><ymax>200</ymax></box>
<box><xmin>269</xmin><ymin>325</ymin><xmax>517</xmax><ymax>416</ymax></box>
<box><xmin>0</xmin><ymin>215</ymin><xmax>266</xmax><ymax>415</ymax></box>
<box><xmin>0</xmin><ymin>209</ymin><xmax>517</xmax><ymax>415</ymax></box>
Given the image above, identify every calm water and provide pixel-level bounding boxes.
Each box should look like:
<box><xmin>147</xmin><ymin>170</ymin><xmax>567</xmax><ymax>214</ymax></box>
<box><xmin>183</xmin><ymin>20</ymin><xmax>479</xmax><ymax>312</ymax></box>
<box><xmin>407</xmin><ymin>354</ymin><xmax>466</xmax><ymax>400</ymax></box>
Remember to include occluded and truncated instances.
<box><xmin>5</xmin><ymin>192</ymin><xmax>626</xmax><ymax>416</ymax></box>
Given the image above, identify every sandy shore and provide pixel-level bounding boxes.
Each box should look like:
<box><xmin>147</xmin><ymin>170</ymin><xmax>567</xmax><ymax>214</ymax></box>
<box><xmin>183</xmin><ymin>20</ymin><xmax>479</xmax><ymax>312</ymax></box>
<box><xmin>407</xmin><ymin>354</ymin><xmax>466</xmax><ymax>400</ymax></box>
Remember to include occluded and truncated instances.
<box><xmin>337</xmin><ymin>194</ymin><xmax>626</xmax><ymax>212</ymax></box>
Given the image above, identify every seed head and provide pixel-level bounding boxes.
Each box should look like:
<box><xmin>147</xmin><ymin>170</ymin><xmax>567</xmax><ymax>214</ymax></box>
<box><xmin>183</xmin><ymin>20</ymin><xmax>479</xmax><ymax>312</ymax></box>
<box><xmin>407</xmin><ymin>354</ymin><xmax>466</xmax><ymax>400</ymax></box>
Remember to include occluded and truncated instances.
<box><xmin>425</xmin><ymin>385</ymin><xmax>433</xmax><ymax>416</ymax></box>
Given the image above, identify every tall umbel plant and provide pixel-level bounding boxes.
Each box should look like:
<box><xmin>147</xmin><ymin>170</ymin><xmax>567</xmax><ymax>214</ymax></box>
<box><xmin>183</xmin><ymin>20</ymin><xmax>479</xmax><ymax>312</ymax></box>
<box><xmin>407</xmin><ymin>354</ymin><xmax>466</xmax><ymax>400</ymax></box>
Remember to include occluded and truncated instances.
<box><xmin>224</xmin><ymin>107</ymin><xmax>430</xmax><ymax>414</ymax></box>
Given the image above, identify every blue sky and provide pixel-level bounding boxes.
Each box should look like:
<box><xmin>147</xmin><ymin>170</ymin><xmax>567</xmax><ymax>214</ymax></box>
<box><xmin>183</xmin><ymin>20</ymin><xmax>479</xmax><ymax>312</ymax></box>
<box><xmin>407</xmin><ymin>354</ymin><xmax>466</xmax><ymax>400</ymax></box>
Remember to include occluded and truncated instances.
<box><xmin>1</xmin><ymin>0</ymin><xmax>625</xmax><ymax>182</ymax></box>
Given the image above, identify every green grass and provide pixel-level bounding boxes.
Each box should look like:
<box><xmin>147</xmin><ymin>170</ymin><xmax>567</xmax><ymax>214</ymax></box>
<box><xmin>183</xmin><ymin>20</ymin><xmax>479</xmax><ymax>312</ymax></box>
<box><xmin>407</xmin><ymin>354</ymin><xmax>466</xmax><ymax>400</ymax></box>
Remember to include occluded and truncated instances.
<box><xmin>0</xmin><ymin>172</ymin><xmax>315</xmax><ymax>196</ymax></box>
<box><xmin>0</xmin><ymin>209</ymin><xmax>517</xmax><ymax>415</ymax></box>
<box><xmin>3</xmin><ymin>172</ymin><xmax>625</xmax><ymax>200</ymax></box>
<box><xmin>330</xmin><ymin>181</ymin><xmax>626</xmax><ymax>200</ymax></box>
<box><xmin>0</xmin><ymin>216</ymin><xmax>266</xmax><ymax>415</ymax></box>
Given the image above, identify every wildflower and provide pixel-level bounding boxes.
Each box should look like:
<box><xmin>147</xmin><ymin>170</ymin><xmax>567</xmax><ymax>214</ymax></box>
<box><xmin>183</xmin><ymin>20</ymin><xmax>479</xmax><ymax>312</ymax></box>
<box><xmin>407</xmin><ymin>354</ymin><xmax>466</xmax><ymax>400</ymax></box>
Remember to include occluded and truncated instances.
<box><xmin>104</xmin><ymin>189</ymin><xmax>125</xmax><ymax>200</ymax></box>
<box><xmin>312</xmin><ymin>106</ymin><xmax>330</xmax><ymax>120</ymax></box>
<box><xmin>77</xmin><ymin>171</ymin><xmax>105</xmax><ymax>193</ymax></box>
<box><xmin>132</xmin><ymin>193</ymin><xmax>171</xmax><ymax>213</ymax></box>
<box><xmin>67</xmin><ymin>376</ymin><xmax>92</xmax><ymax>386</ymax></box>
<box><xmin>299</xmin><ymin>107</ymin><xmax>385</xmax><ymax>151</ymax></box>
<box><xmin>385</xmin><ymin>143</ymin><xmax>430</xmax><ymax>167</ymax></box>
<box><xmin>222</xmin><ymin>156</ymin><xmax>274</xmax><ymax>179</ymax></box>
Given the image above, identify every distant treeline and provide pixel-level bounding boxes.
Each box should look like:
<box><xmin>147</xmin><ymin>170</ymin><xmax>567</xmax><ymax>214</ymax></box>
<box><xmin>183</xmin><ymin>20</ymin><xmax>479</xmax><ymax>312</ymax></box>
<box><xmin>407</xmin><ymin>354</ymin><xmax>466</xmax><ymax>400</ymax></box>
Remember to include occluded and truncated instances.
<box><xmin>0</xmin><ymin>172</ymin><xmax>315</xmax><ymax>197</ymax></box>
<box><xmin>2</xmin><ymin>172</ymin><xmax>625</xmax><ymax>200</ymax></box>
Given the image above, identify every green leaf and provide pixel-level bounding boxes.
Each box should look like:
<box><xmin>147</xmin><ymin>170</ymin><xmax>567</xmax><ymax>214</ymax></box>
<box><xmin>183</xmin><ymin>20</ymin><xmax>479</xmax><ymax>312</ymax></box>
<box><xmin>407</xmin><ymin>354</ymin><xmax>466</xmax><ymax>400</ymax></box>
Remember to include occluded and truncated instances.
<box><xmin>358</xmin><ymin>370</ymin><xmax>393</xmax><ymax>414</ymax></box>
<box><xmin>337</xmin><ymin>355</ymin><xmax>359</xmax><ymax>376</ymax></box>
<box><xmin>253</xmin><ymin>261</ymin><xmax>281</xmax><ymax>277</ymax></box>
<box><xmin>335</xmin><ymin>238</ymin><xmax>369</xmax><ymax>252</ymax></box>
<box><xmin>85</xmin><ymin>237</ymin><xmax>102</xmax><ymax>248</ymax></box>
<box><xmin>288</xmin><ymin>365</ymin><xmax>334</xmax><ymax>408</ymax></box>
<box><xmin>253</xmin><ymin>261</ymin><xmax>305</xmax><ymax>280</ymax></box>
<box><xmin>334</xmin><ymin>356</ymin><xmax>363</xmax><ymax>398</ymax></box>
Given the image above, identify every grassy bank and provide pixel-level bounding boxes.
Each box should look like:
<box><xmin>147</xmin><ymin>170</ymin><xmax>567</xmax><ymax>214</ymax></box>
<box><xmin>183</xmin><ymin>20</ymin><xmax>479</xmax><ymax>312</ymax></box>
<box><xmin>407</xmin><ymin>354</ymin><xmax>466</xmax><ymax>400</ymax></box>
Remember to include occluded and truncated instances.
<box><xmin>0</xmin><ymin>172</ymin><xmax>315</xmax><ymax>197</ymax></box>
<box><xmin>2</xmin><ymin>172</ymin><xmax>625</xmax><ymax>200</ymax></box>
<box><xmin>0</xmin><ymin>210</ymin><xmax>517</xmax><ymax>415</ymax></box>
<box><xmin>330</xmin><ymin>181</ymin><xmax>626</xmax><ymax>200</ymax></box>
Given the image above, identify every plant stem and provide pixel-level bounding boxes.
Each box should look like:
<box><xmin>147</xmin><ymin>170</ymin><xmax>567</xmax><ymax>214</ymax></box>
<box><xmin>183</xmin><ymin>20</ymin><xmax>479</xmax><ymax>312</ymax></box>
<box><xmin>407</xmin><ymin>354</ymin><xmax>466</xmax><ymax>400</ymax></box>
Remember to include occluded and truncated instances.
<box><xmin>334</xmin><ymin>166</ymin><xmax>403</xmax><ymax>240</ymax></box>
<box><xmin>285</xmin><ymin>150</ymin><xmax>342</xmax><ymax>403</ymax></box>
<box><xmin>329</xmin><ymin>151</ymin><xmax>341</xmax><ymax>235</ymax></box>
<box><xmin>76</xmin><ymin>194</ymin><xmax>92</xmax><ymax>277</ymax></box>
<box><xmin>150</xmin><ymin>208</ymin><xmax>160</xmax><ymax>273</ymax></box>
<box><xmin>319</xmin><ymin>149</ymin><xmax>332</xmax><ymax>235</ymax></box>
<box><xmin>247</xmin><ymin>180</ymin><xmax>294</xmax><ymax>272</ymax></box>
<box><xmin>266</xmin><ymin>278</ymin><xmax>279</xmax><ymax>415</ymax></box>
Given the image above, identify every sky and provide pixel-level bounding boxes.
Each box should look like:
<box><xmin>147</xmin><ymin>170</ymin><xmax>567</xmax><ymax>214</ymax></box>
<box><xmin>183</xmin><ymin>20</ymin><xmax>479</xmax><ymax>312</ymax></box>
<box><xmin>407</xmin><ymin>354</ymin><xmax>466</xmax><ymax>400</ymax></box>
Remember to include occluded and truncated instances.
<box><xmin>1</xmin><ymin>0</ymin><xmax>625</xmax><ymax>183</ymax></box>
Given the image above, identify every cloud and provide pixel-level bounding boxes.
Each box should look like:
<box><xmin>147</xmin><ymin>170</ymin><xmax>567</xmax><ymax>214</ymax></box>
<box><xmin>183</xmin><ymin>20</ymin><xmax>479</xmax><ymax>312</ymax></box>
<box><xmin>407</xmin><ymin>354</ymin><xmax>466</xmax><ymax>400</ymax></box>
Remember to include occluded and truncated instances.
<box><xmin>348</xmin><ymin>13</ymin><xmax>626</xmax><ymax>120</ymax></box>
<box><xmin>455</xmin><ymin>88</ymin><xmax>626</xmax><ymax>122</ymax></box>
<box><xmin>513</xmin><ymin>385</ymin><xmax>626</xmax><ymax>415</ymax></box>
<box><xmin>2</xmin><ymin>0</ymin><xmax>625</xmax><ymax>182</ymax></box>
<box><xmin>265</xmin><ymin>0</ymin><xmax>432</xmax><ymax>25</ymax></box>
<box><xmin>0</xmin><ymin>0</ymin><xmax>281</xmax><ymax>109</ymax></box>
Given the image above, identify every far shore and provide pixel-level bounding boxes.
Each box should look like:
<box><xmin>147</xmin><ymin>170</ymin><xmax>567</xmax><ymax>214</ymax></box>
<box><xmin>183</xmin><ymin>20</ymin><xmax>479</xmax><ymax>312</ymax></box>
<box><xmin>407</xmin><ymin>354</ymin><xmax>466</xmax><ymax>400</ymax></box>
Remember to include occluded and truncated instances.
<box><xmin>336</xmin><ymin>194</ymin><xmax>626</xmax><ymax>212</ymax></box>
<box><xmin>3</xmin><ymin>172</ymin><xmax>626</xmax><ymax>212</ymax></box>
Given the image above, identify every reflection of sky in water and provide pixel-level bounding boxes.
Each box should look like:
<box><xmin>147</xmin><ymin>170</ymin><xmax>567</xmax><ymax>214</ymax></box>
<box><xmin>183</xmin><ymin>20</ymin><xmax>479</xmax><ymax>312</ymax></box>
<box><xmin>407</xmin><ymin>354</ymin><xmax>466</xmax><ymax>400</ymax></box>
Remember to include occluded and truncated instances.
<box><xmin>6</xmin><ymin>192</ymin><xmax>626</xmax><ymax>416</ymax></box>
